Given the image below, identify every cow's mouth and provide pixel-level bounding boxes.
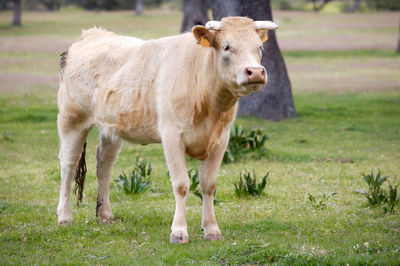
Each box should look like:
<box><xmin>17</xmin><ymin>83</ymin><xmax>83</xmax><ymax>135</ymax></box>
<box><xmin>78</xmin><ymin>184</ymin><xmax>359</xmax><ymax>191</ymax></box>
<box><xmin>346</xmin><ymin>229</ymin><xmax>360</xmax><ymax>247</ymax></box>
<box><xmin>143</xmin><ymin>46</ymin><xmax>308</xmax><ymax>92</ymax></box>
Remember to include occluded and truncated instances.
<box><xmin>243</xmin><ymin>82</ymin><xmax>264</xmax><ymax>92</ymax></box>
<box><xmin>232</xmin><ymin>83</ymin><xmax>263</xmax><ymax>97</ymax></box>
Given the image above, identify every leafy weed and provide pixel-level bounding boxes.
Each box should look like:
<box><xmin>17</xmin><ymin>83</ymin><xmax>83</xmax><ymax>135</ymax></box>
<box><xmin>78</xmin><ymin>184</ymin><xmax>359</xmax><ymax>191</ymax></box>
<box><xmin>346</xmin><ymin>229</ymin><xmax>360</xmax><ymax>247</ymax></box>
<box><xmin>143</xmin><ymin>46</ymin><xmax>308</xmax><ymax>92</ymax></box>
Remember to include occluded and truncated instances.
<box><xmin>234</xmin><ymin>170</ymin><xmax>269</xmax><ymax>197</ymax></box>
<box><xmin>363</xmin><ymin>169</ymin><xmax>399</xmax><ymax>214</ymax></box>
<box><xmin>115</xmin><ymin>157</ymin><xmax>152</xmax><ymax>198</ymax></box>
<box><xmin>223</xmin><ymin>125</ymin><xmax>269</xmax><ymax>163</ymax></box>
<box><xmin>307</xmin><ymin>188</ymin><xmax>337</xmax><ymax>210</ymax></box>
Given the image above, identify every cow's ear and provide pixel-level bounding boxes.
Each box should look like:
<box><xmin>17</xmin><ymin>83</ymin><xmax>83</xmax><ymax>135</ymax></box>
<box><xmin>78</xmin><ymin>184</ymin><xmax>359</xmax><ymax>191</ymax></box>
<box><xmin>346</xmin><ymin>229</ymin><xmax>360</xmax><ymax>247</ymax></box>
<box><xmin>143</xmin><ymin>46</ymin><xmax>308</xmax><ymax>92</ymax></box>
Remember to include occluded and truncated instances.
<box><xmin>192</xmin><ymin>25</ymin><xmax>216</xmax><ymax>48</ymax></box>
<box><xmin>257</xmin><ymin>29</ymin><xmax>269</xmax><ymax>43</ymax></box>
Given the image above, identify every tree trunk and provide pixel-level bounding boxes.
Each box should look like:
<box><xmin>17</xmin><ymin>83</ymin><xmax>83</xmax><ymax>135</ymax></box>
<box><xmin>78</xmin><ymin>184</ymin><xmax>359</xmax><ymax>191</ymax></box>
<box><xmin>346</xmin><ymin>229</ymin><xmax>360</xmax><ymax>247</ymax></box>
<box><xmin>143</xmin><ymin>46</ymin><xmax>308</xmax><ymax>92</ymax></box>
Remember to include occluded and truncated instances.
<box><xmin>397</xmin><ymin>17</ymin><xmax>400</xmax><ymax>53</ymax></box>
<box><xmin>135</xmin><ymin>0</ymin><xmax>143</xmax><ymax>15</ymax></box>
<box><xmin>312</xmin><ymin>0</ymin><xmax>317</xmax><ymax>11</ymax></box>
<box><xmin>180</xmin><ymin>0</ymin><xmax>209</xmax><ymax>33</ymax></box>
<box><xmin>312</xmin><ymin>0</ymin><xmax>333</xmax><ymax>12</ymax></box>
<box><xmin>1</xmin><ymin>1</ymin><xmax>8</xmax><ymax>10</ymax></box>
<box><xmin>43</xmin><ymin>0</ymin><xmax>61</xmax><ymax>11</ymax></box>
<box><xmin>211</xmin><ymin>0</ymin><xmax>296</xmax><ymax>121</ymax></box>
<box><xmin>346</xmin><ymin>0</ymin><xmax>363</xmax><ymax>13</ymax></box>
<box><xmin>12</xmin><ymin>0</ymin><xmax>21</xmax><ymax>26</ymax></box>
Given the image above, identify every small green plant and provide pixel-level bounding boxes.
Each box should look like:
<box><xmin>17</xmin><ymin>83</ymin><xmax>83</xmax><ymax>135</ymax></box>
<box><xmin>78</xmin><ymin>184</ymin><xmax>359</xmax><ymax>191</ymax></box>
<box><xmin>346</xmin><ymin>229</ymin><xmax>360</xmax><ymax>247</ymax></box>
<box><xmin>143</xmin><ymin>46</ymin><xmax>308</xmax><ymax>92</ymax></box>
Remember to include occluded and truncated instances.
<box><xmin>308</xmin><ymin>188</ymin><xmax>337</xmax><ymax>210</ymax></box>
<box><xmin>363</xmin><ymin>169</ymin><xmax>388</xmax><ymax>206</ymax></box>
<box><xmin>188</xmin><ymin>168</ymin><xmax>219</xmax><ymax>205</ymax></box>
<box><xmin>188</xmin><ymin>168</ymin><xmax>199</xmax><ymax>193</ymax></box>
<box><xmin>223</xmin><ymin>125</ymin><xmax>269</xmax><ymax>163</ymax></box>
<box><xmin>234</xmin><ymin>170</ymin><xmax>269</xmax><ymax>197</ymax></box>
<box><xmin>384</xmin><ymin>183</ymin><xmax>399</xmax><ymax>214</ymax></box>
<box><xmin>115</xmin><ymin>157</ymin><xmax>152</xmax><ymax>198</ymax></box>
<box><xmin>363</xmin><ymin>169</ymin><xmax>399</xmax><ymax>213</ymax></box>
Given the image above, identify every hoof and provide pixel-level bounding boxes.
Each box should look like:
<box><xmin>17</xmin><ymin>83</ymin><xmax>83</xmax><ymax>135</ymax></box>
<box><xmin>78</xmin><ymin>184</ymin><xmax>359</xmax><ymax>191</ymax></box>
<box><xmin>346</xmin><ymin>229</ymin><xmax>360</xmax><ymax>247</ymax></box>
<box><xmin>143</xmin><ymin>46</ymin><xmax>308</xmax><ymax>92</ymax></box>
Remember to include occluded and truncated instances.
<box><xmin>58</xmin><ymin>216</ymin><xmax>74</xmax><ymax>225</ymax></box>
<box><xmin>170</xmin><ymin>231</ymin><xmax>189</xmax><ymax>244</ymax></box>
<box><xmin>57</xmin><ymin>205</ymin><xmax>73</xmax><ymax>225</ymax></box>
<box><xmin>98</xmin><ymin>214</ymin><xmax>114</xmax><ymax>223</ymax></box>
<box><xmin>204</xmin><ymin>234</ymin><xmax>224</xmax><ymax>241</ymax></box>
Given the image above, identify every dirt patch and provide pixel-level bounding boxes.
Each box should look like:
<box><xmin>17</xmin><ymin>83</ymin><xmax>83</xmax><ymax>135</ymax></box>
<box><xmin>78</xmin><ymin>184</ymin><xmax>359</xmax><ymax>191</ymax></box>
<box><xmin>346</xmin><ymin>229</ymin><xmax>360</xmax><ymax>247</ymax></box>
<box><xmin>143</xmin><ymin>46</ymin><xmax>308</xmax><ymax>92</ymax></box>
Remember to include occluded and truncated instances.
<box><xmin>275</xmin><ymin>11</ymin><xmax>400</xmax><ymax>51</ymax></box>
<box><xmin>290</xmin><ymin>72</ymin><xmax>400</xmax><ymax>93</ymax></box>
<box><xmin>279</xmin><ymin>34</ymin><xmax>397</xmax><ymax>51</ymax></box>
<box><xmin>0</xmin><ymin>73</ymin><xmax>58</xmax><ymax>92</ymax></box>
<box><xmin>0</xmin><ymin>36</ymin><xmax>72</xmax><ymax>53</ymax></box>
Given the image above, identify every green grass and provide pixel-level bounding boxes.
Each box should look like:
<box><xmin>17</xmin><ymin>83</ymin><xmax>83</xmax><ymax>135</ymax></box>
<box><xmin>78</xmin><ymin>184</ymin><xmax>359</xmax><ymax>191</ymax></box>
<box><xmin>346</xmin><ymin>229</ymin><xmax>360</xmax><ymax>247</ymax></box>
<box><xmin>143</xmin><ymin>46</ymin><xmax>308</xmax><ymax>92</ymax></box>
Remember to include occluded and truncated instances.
<box><xmin>0</xmin><ymin>9</ymin><xmax>182</xmax><ymax>38</ymax></box>
<box><xmin>1</xmin><ymin>91</ymin><xmax>399</xmax><ymax>264</ymax></box>
<box><xmin>1</xmin><ymin>9</ymin><xmax>400</xmax><ymax>265</ymax></box>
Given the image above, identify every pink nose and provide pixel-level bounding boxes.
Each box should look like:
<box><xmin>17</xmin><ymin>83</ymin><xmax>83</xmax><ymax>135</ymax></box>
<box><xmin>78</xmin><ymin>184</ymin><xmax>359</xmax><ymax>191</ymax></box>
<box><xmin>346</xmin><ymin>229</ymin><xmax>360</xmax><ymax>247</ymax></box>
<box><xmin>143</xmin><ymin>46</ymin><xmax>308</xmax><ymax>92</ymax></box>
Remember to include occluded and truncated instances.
<box><xmin>244</xmin><ymin>67</ymin><xmax>266</xmax><ymax>84</ymax></box>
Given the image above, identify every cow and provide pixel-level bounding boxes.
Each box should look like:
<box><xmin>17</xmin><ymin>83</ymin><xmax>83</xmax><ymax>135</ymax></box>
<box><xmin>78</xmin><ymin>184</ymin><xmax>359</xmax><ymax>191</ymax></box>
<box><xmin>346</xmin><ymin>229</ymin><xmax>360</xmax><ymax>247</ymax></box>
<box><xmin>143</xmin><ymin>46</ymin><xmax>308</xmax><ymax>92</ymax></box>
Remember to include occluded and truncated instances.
<box><xmin>56</xmin><ymin>16</ymin><xmax>278</xmax><ymax>243</ymax></box>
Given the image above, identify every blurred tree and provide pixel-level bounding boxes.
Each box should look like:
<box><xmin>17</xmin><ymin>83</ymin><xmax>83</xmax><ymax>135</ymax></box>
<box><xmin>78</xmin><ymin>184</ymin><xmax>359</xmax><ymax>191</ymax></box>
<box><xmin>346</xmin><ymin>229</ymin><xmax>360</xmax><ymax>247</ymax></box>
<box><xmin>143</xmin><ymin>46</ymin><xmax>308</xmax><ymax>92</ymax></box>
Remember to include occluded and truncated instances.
<box><xmin>311</xmin><ymin>0</ymin><xmax>332</xmax><ymax>12</ymax></box>
<box><xmin>180</xmin><ymin>0</ymin><xmax>209</xmax><ymax>33</ymax></box>
<box><xmin>309</xmin><ymin>0</ymin><xmax>400</xmax><ymax>12</ymax></box>
<box><xmin>12</xmin><ymin>0</ymin><xmax>21</xmax><ymax>25</ymax></box>
<box><xmin>135</xmin><ymin>0</ymin><xmax>143</xmax><ymax>15</ymax></box>
<box><xmin>0</xmin><ymin>0</ymin><xmax>8</xmax><ymax>9</ymax></box>
<box><xmin>211</xmin><ymin>0</ymin><xmax>296</xmax><ymax>121</ymax></box>
<box><xmin>397</xmin><ymin>18</ymin><xmax>400</xmax><ymax>53</ymax></box>
<box><xmin>367</xmin><ymin>0</ymin><xmax>400</xmax><ymax>10</ymax></box>
<box><xmin>346</xmin><ymin>0</ymin><xmax>363</xmax><ymax>12</ymax></box>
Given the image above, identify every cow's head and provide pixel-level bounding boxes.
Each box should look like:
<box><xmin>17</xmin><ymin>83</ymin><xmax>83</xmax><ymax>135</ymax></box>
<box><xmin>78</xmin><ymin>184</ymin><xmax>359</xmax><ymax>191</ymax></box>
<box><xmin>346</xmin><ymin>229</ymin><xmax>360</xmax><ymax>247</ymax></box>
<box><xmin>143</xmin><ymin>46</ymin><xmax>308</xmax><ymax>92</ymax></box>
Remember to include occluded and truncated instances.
<box><xmin>192</xmin><ymin>17</ymin><xmax>278</xmax><ymax>97</ymax></box>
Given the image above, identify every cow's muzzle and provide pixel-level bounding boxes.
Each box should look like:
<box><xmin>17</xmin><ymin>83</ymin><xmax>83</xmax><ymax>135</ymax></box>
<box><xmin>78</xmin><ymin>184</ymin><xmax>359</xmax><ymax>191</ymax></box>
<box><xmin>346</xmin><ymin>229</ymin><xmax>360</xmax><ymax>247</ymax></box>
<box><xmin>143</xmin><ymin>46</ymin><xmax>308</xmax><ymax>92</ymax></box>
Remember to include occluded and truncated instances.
<box><xmin>243</xmin><ymin>67</ymin><xmax>266</xmax><ymax>84</ymax></box>
<box><xmin>236</xmin><ymin>66</ymin><xmax>267</xmax><ymax>92</ymax></box>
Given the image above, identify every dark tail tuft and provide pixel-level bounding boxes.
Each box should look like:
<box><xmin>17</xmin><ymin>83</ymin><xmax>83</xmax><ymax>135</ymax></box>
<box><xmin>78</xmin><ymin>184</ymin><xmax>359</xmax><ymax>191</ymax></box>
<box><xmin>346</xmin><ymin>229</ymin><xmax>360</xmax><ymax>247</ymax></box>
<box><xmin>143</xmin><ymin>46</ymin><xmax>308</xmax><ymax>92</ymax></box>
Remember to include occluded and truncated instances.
<box><xmin>96</xmin><ymin>194</ymin><xmax>102</xmax><ymax>217</ymax></box>
<box><xmin>59</xmin><ymin>50</ymin><xmax>68</xmax><ymax>79</ymax></box>
<box><xmin>73</xmin><ymin>141</ymin><xmax>87</xmax><ymax>207</ymax></box>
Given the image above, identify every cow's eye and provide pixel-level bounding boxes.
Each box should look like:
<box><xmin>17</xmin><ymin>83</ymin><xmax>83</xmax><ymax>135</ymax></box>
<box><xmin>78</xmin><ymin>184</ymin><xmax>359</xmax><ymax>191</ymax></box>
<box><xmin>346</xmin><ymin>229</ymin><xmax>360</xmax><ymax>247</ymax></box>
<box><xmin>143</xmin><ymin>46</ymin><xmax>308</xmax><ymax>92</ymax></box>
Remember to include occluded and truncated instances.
<box><xmin>257</xmin><ymin>45</ymin><xmax>263</xmax><ymax>56</ymax></box>
<box><xmin>223</xmin><ymin>45</ymin><xmax>232</xmax><ymax>52</ymax></box>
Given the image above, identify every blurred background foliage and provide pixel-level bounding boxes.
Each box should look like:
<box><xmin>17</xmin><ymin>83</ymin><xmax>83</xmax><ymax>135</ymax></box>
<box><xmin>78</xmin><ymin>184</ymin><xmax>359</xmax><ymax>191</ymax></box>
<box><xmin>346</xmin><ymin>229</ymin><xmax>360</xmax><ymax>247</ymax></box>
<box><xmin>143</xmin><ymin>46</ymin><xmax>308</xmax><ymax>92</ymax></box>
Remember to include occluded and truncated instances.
<box><xmin>0</xmin><ymin>0</ymin><xmax>399</xmax><ymax>12</ymax></box>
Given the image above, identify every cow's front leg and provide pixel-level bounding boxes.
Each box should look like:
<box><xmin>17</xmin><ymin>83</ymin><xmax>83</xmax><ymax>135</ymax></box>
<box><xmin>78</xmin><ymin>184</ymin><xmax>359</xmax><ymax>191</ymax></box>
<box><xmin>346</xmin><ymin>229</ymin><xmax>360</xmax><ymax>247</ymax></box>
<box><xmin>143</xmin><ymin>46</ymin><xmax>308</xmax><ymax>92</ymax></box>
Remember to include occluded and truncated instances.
<box><xmin>162</xmin><ymin>129</ymin><xmax>190</xmax><ymax>243</ymax></box>
<box><xmin>199</xmin><ymin>130</ymin><xmax>229</xmax><ymax>241</ymax></box>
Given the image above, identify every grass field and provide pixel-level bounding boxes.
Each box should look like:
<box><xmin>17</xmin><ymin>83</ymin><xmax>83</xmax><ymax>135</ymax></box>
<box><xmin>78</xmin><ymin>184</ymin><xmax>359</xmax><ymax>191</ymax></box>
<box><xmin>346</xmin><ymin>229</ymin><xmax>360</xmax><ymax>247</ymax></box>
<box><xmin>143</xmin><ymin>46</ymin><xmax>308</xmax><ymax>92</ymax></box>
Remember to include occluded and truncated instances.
<box><xmin>1</xmin><ymin>9</ymin><xmax>400</xmax><ymax>265</ymax></box>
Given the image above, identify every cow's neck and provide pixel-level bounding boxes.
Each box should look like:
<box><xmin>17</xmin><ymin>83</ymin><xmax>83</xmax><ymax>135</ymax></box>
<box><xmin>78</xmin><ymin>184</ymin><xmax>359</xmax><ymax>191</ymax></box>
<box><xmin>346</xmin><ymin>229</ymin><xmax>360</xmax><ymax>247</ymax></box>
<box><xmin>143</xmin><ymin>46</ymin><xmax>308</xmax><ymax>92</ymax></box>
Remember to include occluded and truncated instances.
<box><xmin>206</xmin><ymin>51</ymin><xmax>239</xmax><ymax>115</ymax></box>
<box><xmin>209</xmin><ymin>82</ymin><xmax>238</xmax><ymax>114</ymax></box>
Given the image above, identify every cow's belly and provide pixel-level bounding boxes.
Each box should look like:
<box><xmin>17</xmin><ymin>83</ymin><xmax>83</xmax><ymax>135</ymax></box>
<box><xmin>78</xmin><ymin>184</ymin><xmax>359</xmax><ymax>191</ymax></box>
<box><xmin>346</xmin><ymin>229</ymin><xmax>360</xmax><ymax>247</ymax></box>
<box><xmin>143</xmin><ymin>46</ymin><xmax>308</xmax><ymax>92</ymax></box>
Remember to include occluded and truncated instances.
<box><xmin>95</xmin><ymin>101</ymin><xmax>161</xmax><ymax>144</ymax></box>
<box><xmin>96</xmin><ymin>116</ymin><xmax>161</xmax><ymax>145</ymax></box>
<box><xmin>94</xmin><ymin>80</ymin><xmax>161</xmax><ymax>144</ymax></box>
<box><xmin>183</xmin><ymin>122</ymin><xmax>225</xmax><ymax>161</ymax></box>
<box><xmin>185</xmin><ymin>139</ymin><xmax>218</xmax><ymax>161</ymax></box>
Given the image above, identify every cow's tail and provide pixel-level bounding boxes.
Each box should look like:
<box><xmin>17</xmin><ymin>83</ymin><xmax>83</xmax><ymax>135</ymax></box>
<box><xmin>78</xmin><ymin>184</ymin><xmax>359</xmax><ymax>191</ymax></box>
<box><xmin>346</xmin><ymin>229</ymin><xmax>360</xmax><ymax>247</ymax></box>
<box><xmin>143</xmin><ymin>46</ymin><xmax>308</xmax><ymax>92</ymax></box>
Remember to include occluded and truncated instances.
<box><xmin>73</xmin><ymin>142</ymin><xmax>87</xmax><ymax>207</ymax></box>
<box><xmin>59</xmin><ymin>50</ymin><xmax>68</xmax><ymax>80</ymax></box>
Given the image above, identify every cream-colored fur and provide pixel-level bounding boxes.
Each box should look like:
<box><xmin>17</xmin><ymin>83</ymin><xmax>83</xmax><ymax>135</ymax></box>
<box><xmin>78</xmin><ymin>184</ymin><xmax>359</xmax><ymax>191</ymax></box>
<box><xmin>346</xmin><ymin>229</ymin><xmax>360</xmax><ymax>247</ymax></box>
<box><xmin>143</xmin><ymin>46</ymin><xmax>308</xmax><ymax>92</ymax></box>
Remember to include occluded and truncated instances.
<box><xmin>57</xmin><ymin>17</ymin><xmax>269</xmax><ymax>243</ymax></box>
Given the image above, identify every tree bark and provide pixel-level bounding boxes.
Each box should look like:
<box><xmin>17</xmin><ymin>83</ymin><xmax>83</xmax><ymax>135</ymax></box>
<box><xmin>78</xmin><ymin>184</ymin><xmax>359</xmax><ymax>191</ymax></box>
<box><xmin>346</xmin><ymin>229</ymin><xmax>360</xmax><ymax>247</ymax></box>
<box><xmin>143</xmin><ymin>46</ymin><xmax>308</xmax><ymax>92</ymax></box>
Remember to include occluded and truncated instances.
<box><xmin>397</xmin><ymin>17</ymin><xmax>400</xmax><ymax>53</ymax></box>
<box><xmin>180</xmin><ymin>0</ymin><xmax>209</xmax><ymax>33</ymax></box>
<box><xmin>346</xmin><ymin>0</ymin><xmax>363</xmax><ymax>13</ymax></box>
<box><xmin>211</xmin><ymin>0</ymin><xmax>296</xmax><ymax>121</ymax></box>
<box><xmin>12</xmin><ymin>0</ymin><xmax>21</xmax><ymax>26</ymax></box>
<box><xmin>135</xmin><ymin>0</ymin><xmax>143</xmax><ymax>15</ymax></box>
<box><xmin>312</xmin><ymin>0</ymin><xmax>317</xmax><ymax>11</ymax></box>
<box><xmin>312</xmin><ymin>0</ymin><xmax>333</xmax><ymax>12</ymax></box>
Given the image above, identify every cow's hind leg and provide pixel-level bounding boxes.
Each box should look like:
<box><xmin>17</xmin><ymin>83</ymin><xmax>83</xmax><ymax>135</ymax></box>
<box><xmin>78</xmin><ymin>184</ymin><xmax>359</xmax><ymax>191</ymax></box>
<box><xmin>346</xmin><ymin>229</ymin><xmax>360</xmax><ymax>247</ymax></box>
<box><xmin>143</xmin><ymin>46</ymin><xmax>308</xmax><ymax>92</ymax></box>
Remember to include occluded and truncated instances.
<box><xmin>96</xmin><ymin>132</ymin><xmax>122</xmax><ymax>222</ymax></box>
<box><xmin>199</xmin><ymin>130</ymin><xmax>230</xmax><ymax>241</ymax></box>
<box><xmin>57</xmin><ymin>128</ymin><xmax>89</xmax><ymax>224</ymax></box>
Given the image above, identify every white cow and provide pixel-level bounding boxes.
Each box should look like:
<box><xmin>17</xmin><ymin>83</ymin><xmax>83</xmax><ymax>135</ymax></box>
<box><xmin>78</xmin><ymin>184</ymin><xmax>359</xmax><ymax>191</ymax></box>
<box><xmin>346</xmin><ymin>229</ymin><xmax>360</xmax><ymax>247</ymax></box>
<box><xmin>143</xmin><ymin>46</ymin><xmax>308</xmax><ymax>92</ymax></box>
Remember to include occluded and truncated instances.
<box><xmin>56</xmin><ymin>16</ymin><xmax>278</xmax><ymax>243</ymax></box>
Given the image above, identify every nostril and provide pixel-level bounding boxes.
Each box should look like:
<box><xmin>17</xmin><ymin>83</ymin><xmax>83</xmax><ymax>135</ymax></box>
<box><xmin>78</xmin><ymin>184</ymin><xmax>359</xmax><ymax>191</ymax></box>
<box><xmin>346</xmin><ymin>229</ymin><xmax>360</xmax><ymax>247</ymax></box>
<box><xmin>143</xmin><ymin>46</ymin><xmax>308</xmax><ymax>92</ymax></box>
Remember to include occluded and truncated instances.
<box><xmin>246</xmin><ymin>69</ymin><xmax>252</xmax><ymax>76</ymax></box>
<box><xmin>261</xmin><ymin>69</ymin><xmax>265</xmax><ymax>76</ymax></box>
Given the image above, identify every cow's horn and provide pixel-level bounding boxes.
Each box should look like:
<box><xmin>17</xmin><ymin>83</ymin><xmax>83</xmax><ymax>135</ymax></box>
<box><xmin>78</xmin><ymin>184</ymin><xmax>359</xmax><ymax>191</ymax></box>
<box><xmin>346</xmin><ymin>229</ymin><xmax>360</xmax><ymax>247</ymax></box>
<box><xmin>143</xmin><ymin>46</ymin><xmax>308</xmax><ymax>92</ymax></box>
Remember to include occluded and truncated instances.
<box><xmin>205</xmin><ymin>21</ymin><xmax>222</xmax><ymax>31</ymax></box>
<box><xmin>254</xmin><ymin>21</ymin><xmax>279</xmax><ymax>30</ymax></box>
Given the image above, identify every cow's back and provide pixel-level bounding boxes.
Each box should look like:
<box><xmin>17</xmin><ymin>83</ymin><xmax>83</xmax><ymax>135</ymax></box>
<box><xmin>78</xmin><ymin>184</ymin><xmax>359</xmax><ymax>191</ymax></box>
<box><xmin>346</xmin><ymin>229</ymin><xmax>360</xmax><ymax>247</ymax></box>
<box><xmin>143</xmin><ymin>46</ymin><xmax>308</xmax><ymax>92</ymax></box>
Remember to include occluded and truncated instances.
<box><xmin>62</xmin><ymin>28</ymin><xmax>145</xmax><ymax>103</ymax></box>
<box><xmin>61</xmin><ymin>28</ymin><xmax>161</xmax><ymax>143</ymax></box>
